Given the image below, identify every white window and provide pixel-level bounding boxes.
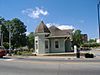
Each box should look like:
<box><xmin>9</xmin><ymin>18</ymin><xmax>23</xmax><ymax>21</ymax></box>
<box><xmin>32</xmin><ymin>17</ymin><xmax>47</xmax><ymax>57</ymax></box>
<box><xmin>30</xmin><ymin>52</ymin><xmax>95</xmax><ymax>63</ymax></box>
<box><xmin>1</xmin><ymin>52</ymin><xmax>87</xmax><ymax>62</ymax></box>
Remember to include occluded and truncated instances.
<box><xmin>55</xmin><ymin>40</ymin><xmax>59</xmax><ymax>48</ymax></box>
<box><xmin>45</xmin><ymin>40</ymin><xmax>49</xmax><ymax>49</ymax></box>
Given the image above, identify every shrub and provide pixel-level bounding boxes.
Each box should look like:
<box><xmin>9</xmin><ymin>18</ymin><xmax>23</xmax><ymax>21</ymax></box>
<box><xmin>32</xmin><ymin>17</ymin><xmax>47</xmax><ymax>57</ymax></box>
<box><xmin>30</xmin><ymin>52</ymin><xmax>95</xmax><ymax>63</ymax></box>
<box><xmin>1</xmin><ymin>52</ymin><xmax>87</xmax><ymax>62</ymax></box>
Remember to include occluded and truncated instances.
<box><xmin>16</xmin><ymin>51</ymin><xmax>22</xmax><ymax>55</ymax></box>
<box><xmin>13</xmin><ymin>50</ymin><xmax>32</xmax><ymax>56</ymax></box>
<box><xmin>21</xmin><ymin>51</ymin><xmax>32</xmax><ymax>56</ymax></box>
<box><xmin>82</xmin><ymin>43</ymin><xmax>100</xmax><ymax>48</ymax></box>
<box><xmin>85</xmin><ymin>53</ymin><xmax>94</xmax><ymax>58</ymax></box>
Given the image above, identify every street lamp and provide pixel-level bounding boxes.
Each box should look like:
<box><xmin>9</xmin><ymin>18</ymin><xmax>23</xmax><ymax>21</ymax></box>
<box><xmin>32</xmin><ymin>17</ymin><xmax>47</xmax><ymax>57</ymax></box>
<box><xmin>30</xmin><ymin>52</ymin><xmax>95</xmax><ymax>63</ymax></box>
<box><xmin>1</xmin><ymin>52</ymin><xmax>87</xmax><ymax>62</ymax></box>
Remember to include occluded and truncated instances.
<box><xmin>97</xmin><ymin>1</ymin><xmax>100</xmax><ymax>42</ymax></box>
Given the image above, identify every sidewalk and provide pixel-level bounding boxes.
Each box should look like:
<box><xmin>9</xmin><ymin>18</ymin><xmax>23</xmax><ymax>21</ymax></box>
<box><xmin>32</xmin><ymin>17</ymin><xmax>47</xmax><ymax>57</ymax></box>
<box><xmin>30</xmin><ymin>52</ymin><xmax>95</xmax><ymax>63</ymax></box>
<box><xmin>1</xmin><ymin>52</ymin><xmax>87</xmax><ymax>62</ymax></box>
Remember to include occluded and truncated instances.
<box><xmin>5</xmin><ymin>54</ymin><xmax>100</xmax><ymax>60</ymax></box>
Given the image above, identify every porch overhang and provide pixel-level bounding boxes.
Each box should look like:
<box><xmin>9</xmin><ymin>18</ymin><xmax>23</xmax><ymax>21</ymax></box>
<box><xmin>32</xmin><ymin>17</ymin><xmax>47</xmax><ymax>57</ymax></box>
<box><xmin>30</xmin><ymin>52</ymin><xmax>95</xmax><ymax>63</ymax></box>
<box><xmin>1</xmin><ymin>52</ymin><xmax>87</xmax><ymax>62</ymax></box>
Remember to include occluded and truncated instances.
<box><xmin>45</xmin><ymin>35</ymin><xmax>70</xmax><ymax>39</ymax></box>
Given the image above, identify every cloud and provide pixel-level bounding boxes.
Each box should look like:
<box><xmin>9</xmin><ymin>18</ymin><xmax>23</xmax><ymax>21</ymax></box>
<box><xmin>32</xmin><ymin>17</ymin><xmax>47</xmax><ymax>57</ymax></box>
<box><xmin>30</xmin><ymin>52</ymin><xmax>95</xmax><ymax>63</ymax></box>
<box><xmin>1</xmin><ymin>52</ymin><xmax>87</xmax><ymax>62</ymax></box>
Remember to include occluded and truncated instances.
<box><xmin>46</xmin><ymin>23</ymin><xmax>57</xmax><ymax>27</ymax></box>
<box><xmin>22</xmin><ymin>7</ymin><xmax>48</xmax><ymax>19</ymax></box>
<box><xmin>46</xmin><ymin>23</ymin><xmax>74</xmax><ymax>30</ymax></box>
<box><xmin>58</xmin><ymin>25</ymin><xmax>74</xmax><ymax>30</ymax></box>
<box><xmin>25</xmin><ymin>32</ymin><xmax>30</xmax><ymax>36</ymax></box>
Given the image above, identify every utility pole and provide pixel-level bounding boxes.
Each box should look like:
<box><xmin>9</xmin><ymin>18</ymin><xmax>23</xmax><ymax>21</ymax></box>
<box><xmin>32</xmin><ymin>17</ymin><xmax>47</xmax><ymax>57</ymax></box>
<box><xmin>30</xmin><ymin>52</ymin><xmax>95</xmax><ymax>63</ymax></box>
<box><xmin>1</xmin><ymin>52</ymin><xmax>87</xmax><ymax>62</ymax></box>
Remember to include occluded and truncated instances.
<box><xmin>0</xmin><ymin>25</ymin><xmax>2</xmax><ymax>46</ymax></box>
<box><xmin>9</xmin><ymin>24</ymin><xmax>12</xmax><ymax>56</ymax></box>
<box><xmin>1</xmin><ymin>33</ymin><xmax>3</xmax><ymax>47</ymax></box>
<box><xmin>97</xmin><ymin>1</ymin><xmax>100</xmax><ymax>43</ymax></box>
<box><xmin>97</xmin><ymin>1</ymin><xmax>100</xmax><ymax>42</ymax></box>
<box><xmin>0</xmin><ymin>22</ymin><xmax>3</xmax><ymax>47</ymax></box>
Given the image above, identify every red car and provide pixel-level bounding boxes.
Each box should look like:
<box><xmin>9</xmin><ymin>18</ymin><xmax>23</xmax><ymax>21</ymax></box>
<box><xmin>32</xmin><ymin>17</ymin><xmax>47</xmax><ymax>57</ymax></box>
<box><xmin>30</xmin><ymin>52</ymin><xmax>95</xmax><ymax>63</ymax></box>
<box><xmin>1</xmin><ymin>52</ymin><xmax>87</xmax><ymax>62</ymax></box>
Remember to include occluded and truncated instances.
<box><xmin>0</xmin><ymin>46</ymin><xmax>6</xmax><ymax>58</ymax></box>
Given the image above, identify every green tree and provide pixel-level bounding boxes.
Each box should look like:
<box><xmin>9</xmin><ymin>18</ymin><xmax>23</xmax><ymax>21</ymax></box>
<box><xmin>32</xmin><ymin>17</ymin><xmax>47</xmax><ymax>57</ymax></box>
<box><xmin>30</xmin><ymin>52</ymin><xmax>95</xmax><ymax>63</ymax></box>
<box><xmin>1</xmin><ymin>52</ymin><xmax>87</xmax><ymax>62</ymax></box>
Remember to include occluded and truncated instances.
<box><xmin>4</xmin><ymin>18</ymin><xmax>27</xmax><ymax>49</ymax></box>
<box><xmin>27</xmin><ymin>32</ymin><xmax>35</xmax><ymax>50</ymax></box>
<box><xmin>88</xmin><ymin>39</ymin><xmax>96</xmax><ymax>43</ymax></box>
<box><xmin>10</xmin><ymin>18</ymin><xmax>27</xmax><ymax>49</ymax></box>
<box><xmin>0</xmin><ymin>17</ymin><xmax>8</xmax><ymax>47</ymax></box>
<box><xmin>72</xmin><ymin>30</ymin><xmax>82</xmax><ymax>48</ymax></box>
<box><xmin>0</xmin><ymin>17</ymin><xmax>28</xmax><ymax>49</ymax></box>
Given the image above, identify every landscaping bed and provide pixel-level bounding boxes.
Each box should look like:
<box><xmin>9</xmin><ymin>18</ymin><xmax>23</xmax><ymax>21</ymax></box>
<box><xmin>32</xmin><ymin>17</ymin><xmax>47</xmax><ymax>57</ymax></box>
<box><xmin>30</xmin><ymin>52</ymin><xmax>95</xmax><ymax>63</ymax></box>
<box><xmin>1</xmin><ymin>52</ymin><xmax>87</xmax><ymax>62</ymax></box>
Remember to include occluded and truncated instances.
<box><xmin>37</xmin><ymin>52</ymin><xmax>86</xmax><ymax>56</ymax></box>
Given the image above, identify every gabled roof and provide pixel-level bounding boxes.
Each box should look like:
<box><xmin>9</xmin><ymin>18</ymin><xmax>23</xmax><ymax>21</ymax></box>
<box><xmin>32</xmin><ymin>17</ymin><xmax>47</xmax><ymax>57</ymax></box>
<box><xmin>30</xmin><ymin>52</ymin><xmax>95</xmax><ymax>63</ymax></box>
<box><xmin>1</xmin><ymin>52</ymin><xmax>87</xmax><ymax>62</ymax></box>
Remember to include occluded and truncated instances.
<box><xmin>49</xmin><ymin>26</ymin><xmax>73</xmax><ymax>37</ymax></box>
<box><xmin>49</xmin><ymin>25</ymin><xmax>61</xmax><ymax>31</ymax></box>
<box><xmin>35</xmin><ymin>21</ymin><xmax>74</xmax><ymax>38</ymax></box>
<box><xmin>35</xmin><ymin>21</ymin><xmax>50</xmax><ymax>33</ymax></box>
<box><xmin>49</xmin><ymin>26</ymin><xmax>61</xmax><ymax>36</ymax></box>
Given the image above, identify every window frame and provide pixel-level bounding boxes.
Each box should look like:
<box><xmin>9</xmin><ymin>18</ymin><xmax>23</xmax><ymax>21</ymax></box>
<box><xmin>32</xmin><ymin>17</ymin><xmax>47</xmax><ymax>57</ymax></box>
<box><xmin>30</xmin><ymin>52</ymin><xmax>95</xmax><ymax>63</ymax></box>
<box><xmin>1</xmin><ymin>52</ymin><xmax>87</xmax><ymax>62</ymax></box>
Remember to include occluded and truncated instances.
<box><xmin>35</xmin><ymin>40</ymin><xmax>38</xmax><ymax>50</ymax></box>
<box><xmin>45</xmin><ymin>39</ymin><xmax>49</xmax><ymax>49</ymax></box>
<box><xmin>54</xmin><ymin>39</ymin><xmax>59</xmax><ymax>49</ymax></box>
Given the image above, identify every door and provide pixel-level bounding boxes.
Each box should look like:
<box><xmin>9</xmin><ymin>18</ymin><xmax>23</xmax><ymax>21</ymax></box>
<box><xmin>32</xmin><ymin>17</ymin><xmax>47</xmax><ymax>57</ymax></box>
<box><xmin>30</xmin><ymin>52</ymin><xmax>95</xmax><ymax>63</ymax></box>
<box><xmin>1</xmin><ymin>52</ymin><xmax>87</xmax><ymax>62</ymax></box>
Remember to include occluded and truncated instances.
<box><xmin>65</xmin><ymin>38</ymin><xmax>71</xmax><ymax>52</ymax></box>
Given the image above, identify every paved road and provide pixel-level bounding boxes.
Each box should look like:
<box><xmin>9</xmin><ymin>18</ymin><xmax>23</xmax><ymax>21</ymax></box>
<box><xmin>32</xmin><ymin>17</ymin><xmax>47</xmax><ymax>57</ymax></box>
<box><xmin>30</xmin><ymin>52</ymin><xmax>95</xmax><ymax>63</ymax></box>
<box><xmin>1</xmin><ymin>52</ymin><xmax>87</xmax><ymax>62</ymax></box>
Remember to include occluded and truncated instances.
<box><xmin>0</xmin><ymin>59</ymin><xmax>100</xmax><ymax>75</ymax></box>
<box><xmin>91</xmin><ymin>49</ymin><xmax>100</xmax><ymax>56</ymax></box>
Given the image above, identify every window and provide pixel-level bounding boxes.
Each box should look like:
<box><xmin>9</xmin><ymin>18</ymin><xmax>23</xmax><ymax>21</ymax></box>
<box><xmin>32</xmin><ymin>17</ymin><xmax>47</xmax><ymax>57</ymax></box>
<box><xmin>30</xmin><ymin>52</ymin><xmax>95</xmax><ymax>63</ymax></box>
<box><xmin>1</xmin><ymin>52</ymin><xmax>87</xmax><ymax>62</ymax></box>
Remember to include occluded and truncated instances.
<box><xmin>36</xmin><ymin>41</ymin><xmax>38</xmax><ymax>49</ymax></box>
<box><xmin>45</xmin><ymin>34</ymin><xmax>49</xmax><ymax>37</ymax></box>
<box><xmin>45</xmin><ymin>40</ymin><xmax>49</xmax><ymax>49</ymax></box>
<box><xmin>55</xmin><ymin>40</ymin><xmax>59</xmax><ymax>48</ymax></box>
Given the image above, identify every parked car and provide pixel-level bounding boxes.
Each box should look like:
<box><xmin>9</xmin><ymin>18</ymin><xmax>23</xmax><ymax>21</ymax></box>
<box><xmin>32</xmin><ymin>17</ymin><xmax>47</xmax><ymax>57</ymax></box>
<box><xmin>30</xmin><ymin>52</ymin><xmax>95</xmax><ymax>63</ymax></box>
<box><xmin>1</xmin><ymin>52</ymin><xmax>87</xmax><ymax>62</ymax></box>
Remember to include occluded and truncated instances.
<box><xmin>0</xmin><ymin>46</ymin><xmax>7</xmax><ymax>58</ymax></box>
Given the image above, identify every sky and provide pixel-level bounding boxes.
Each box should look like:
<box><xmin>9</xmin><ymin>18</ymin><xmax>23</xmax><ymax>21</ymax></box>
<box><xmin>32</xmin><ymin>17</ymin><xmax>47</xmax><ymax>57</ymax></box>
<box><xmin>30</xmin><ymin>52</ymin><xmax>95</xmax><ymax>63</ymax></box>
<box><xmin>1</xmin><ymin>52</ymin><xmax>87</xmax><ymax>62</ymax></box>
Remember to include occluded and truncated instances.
<box><xmin>0</xmin><ymin>0</ymin><xmax>99</xmax><ymax>39</ymax></box>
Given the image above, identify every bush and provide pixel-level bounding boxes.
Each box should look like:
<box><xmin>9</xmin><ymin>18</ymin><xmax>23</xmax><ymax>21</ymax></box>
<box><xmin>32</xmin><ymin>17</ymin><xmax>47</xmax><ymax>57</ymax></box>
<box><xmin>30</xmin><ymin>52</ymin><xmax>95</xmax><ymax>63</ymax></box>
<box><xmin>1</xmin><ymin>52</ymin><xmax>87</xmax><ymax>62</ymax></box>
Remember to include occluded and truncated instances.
<box><xmin>21</xmin><ymin>51</ymin><xmax>32</xmax><ymax>56</ymax></box>
<box><xmin>82</xmin><ymin>43</ymin><xmax>100</xmax><ymax>48</ymax></box>
<box><xmin>85</xmin><ymin>53</ymin><xmax>94</xmax><ymax>58</ymax></box>
<box><xmin>13</xmin><ymin>50</ymin><xmax>32</xmax><ymax>56</ymax></box>
<box><xmin>16</xmin><ymin>51</ymin><xmax>22</xmax><ymax>55</ymax></box>
<box><xmin>80</xmin><ymin>47</ymin><xmax>91</xmax><ymax>51</ymax></box>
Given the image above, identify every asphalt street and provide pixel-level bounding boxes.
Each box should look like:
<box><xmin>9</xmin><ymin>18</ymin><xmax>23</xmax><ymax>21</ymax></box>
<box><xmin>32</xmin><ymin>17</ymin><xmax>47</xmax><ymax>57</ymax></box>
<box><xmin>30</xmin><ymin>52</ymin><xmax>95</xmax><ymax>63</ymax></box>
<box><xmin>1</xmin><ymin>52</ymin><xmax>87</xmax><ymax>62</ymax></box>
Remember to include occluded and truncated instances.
<box><xmin>0</xmin><ymin>48</ymin><xmax>100</xmax><ymax>75</ymax></box>
<box><xmin>0</xmin><ymin>59</ymin><xmax>100</xmax><ymax>75</ymax></box>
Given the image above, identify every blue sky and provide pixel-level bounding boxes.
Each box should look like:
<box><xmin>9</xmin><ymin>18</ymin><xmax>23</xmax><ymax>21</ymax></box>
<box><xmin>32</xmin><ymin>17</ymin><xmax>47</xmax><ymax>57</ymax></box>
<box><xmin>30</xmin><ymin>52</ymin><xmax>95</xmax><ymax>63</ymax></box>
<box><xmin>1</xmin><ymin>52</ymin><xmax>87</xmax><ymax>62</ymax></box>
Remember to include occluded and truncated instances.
<box><xmin>0</xmin><ymin>0</ymin><xmax>99</xmax><ymax>39</ymax></box>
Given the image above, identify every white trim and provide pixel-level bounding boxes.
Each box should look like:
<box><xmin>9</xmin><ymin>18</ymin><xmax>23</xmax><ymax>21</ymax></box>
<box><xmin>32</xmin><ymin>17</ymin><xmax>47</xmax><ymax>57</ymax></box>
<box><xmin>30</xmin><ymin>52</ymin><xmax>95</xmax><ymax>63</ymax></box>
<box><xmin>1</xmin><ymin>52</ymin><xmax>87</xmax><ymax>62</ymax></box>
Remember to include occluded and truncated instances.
<box><xmin>35</xmin><ymin>33</ymin><xmax>50</xmax><ymax>35</ymax></box>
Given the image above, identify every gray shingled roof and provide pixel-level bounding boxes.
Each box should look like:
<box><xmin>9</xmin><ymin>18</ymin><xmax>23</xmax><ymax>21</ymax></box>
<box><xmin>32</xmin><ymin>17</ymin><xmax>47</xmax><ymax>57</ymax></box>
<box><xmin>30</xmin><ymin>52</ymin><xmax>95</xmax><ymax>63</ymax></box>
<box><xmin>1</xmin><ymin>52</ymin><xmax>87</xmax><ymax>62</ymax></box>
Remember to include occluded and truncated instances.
<box><xmin>35</xmin><ymin>21</ymin><xmax>50</xmax><ymax>33</ymax></box>
<box><xmin>49</xmin><ymin>26</ymin><xmax>73</xmax><ymax>37</ymax></box>
<box><xmin>35</xmin><ymin>21</ymin><xmax>73</xmax><ymax>37</ymax></box>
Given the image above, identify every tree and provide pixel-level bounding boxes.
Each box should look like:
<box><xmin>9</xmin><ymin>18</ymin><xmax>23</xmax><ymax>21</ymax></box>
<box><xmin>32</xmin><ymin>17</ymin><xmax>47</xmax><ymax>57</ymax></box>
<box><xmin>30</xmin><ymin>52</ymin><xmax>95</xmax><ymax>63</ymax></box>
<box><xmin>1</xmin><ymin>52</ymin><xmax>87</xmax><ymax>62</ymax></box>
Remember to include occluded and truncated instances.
<box><xmin>72</xmin><ymin>30</ymin><xmax>82</xmax><ymax>48</ymax></box>
<box><xmin>4</xmin><ymin>18</ymin><xmax>27</xmax><ymax>49</ymax></box>
<box><xmin>88</xmin><ymin>39</ymin><xmax>96</xmax><ymax>43</ymax></box>
<box><xmin>27</xmin><ymin>32</ymin><xmax>35</xmax><ymax>50</ymax></box>
<box><xmin>0</xmin><ymin>17</ymin><xmax>28</xmax><ymax>49</ymax></box>
<box><xmin>10</xmin><ymin>18</ymin><xmax>27</xmax><ymax>49</ymax></box>
<box><xmin>0</xmin><ymin>17</ymin><xmax>8</xmax><ymax>46</ymax></box>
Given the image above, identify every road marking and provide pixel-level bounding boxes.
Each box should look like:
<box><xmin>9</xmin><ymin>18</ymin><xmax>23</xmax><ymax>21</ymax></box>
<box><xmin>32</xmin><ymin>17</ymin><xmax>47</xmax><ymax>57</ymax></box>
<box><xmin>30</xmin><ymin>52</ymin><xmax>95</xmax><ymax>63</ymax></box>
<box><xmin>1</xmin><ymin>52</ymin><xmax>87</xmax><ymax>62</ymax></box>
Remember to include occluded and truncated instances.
<box><xmin>4</xmin><ymin>59</ymin><xmax>14</xmax><ymax>61</ymax></box>
<box><xmin>0</xmin><ymin>58</ymin><xmax>14</xmax><ymax>61</ymax></box>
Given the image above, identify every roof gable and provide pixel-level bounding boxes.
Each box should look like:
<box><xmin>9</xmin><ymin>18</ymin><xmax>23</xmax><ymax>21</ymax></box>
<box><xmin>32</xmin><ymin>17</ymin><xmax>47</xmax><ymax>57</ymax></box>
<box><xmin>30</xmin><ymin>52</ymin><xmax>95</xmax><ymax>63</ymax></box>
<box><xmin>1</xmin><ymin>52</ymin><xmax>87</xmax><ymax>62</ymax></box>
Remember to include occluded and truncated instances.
<box><xmin>35</xmin><ymin>21</ymin><xmax>50</xmax><ymax>33</ymax></box>
<box><xmin>49</xmin><ymin>26</ymin><xmax>73</xmax><ymax>37</ymax></box>
<box><xmin>35</xmin><ymin>21</ymin><xmax>73</xmax><ymax>37</ymax></box>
